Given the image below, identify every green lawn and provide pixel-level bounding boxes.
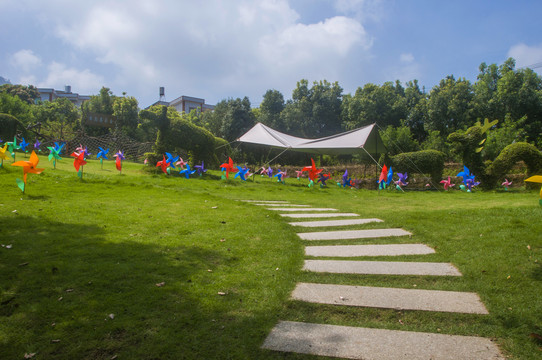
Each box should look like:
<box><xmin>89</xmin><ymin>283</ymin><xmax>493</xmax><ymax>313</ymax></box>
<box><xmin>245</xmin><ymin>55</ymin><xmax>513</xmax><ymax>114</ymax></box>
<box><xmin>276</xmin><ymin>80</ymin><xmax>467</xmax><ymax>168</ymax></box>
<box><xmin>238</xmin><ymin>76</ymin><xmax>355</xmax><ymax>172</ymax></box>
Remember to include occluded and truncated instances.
<box><xmin>1</xmin><ymin>154</ymin><xmax>541</xmax><ymax>359</ymax></box>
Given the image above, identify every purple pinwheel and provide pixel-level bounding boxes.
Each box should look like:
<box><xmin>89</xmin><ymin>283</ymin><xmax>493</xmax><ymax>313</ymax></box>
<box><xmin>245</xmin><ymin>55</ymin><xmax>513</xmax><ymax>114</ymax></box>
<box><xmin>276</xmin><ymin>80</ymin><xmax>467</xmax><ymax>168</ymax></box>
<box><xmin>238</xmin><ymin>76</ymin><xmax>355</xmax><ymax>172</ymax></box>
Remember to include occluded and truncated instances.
<box><xmin>341</xmin><ymin>169</ymin><xmax>352</xmax><ymax>187</ymax></box>
<box><xmin>317</xmin><ymin>173</ymin><xmax>331</xmax><ymax>187</ymax></box>
<box><xmin>194</xmin><ymin>161</ymin><xmax>207</xmax><ymax>176</ymax></box>
<box><xmin>267</xmin><ymin>166</ymin><xmax>273</xmax><ymax>178</ymax></box>
<box><xmin>33</xmin><ymin>139</ymin><xmax>41</xmax><ymax>152</ymax></box>
<box><xmin>395</xmin><ymin>172</ymin><xmax>408</xmax><ymax>187</ymax></box>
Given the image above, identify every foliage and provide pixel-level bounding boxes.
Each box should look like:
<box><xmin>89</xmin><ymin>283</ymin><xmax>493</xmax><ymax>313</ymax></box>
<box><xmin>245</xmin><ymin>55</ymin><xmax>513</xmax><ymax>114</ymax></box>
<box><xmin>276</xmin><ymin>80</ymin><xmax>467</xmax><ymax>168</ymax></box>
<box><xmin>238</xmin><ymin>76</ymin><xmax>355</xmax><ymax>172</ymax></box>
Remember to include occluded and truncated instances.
<box><xmin>485</xmin><ymin>142</ymin><xmax>542</xmax><ymax>188</ymax></box>
<box><xmin>389</xmin><ymin>149</ymin><xmax>445</xmax><ymax>184</ymax></box>
<box><xmin>482</xmin><ymin>114</ymin><xmax>527</xmax><ymax>160</ymax></box>
<box><xmin>0</xmin><ymin>91</ymin><xmax>33</xmax><ymax>125</ymax></box>
<box><xmin>32</xmin><ymin>98</ymin><xmax>81</xmax><ymax>140</ymax></box>
<box><xmin>0</xmin><ymin>84</ymin><xmax>39</xmax><ymax>104</ymax></box>
<box><xmin>0</xmin><ymin>113</ymin><xmax>25</xmax><ymax>139</ymax></box>
<box><xmin>258</xmin><ymin>89</ymin><xmax>285</xmax><ymax>130</ymax></box>
<box><xmin>112</xmin><ymin>95</ymin><xmax>140</xmax><ymax>138</ymax></box>
<box><xmin>379</xmin><ymin>123</ymin><xmax>420</xmax><ymax>156</ymax></box>
<box><xmin>202</xmin><ymin>97</ymin><xmax>255</xmax><ymax>142</ymax></box>
<box><xmin>421</xmin><ymin>130</ymin><xmax>451</xmax><ymax>159</ymax></box>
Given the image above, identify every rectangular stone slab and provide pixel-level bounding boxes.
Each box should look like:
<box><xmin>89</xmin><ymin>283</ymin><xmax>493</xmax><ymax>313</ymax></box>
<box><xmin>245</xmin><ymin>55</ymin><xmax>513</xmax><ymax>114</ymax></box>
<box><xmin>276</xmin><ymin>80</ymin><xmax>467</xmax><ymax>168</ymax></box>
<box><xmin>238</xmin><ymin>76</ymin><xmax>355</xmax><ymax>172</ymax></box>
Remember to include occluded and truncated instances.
<box><xmin>297</xmin><ymin>228</ymin><xmax>411</xmax><ymax>240</ymax></box>
<box><xmin>280</xmin><ymin>212</ymin><xmax>359</xmax><ymax>218</ymax></box>
<box><xmin>262</xmin><ymin>321</ymin><xmax>504</xmax><ymax>359</ymax></box>
<box><xmin>240</xmin><ymin>200</ymin><xmax>289</xmax><ymax>203</ymax></box>
<box><xmin>288</xmin><ymin>218</ymin><xmax>383</xmax><ymax>227</ymax></box>
<box><xmin>305</xmin><ymin>244</ymin><xmax>435</xmax><ymax>257</ymax></box>
<box><xmin>291</xmin><ymin>283</ymin><xmax>489</xmax><ymax>314</ymax></box>
<box><xmin>254</xmin><ymin>204</ymin><xmax>310</xmax><ymax>207</ymax></box>
<box><xmin>303</xmin><ymin>260</ymin><xmax>462</xmax><ymax>276</ymax></box>
<box><xmin>267</xmin><ymin>207</ymin><xmax>338</xmax><ymax>212</ymax></box>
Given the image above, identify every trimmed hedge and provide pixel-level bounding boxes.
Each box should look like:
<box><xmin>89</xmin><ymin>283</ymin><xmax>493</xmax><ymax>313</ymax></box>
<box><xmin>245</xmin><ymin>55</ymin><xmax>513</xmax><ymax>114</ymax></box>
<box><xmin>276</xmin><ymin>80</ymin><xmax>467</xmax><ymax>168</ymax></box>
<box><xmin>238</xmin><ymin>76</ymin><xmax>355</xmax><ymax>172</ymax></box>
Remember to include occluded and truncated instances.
<box><xmin>390</xmin><ymin>150</ymin><xmax>445</xmax><ymax>185</ymax></box>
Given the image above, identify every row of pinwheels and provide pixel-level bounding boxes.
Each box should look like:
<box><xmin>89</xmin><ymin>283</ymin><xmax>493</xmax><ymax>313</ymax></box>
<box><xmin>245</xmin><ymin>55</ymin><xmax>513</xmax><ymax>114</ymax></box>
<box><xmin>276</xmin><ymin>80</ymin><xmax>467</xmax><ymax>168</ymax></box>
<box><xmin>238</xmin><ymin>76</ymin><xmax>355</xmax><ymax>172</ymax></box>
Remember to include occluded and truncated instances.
<box><xmin>155</xmin><ymin>152</ymin><xmax>207</xmax><ymax>178</ymax></box>
<box><xmin>0</xmin><ymin>137</ymin><xmax>44</xmax><ymax>163</ymax></box>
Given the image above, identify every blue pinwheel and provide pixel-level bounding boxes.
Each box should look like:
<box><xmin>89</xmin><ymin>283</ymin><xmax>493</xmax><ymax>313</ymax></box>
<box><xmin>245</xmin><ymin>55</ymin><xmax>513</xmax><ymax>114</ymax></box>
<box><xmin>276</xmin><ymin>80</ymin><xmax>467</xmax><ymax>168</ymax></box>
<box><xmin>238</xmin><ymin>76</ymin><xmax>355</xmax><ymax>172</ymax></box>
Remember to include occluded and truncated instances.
<box><xmin>317</xmin><ymin>172</ymin><xmax>331</xmax><ymax>187</ymax></box>
<box><xmin>341</xmin><ymin>169</ymin><xmax>352</xmax><ymax>187</ymax></box>
<box><xmin>19</xmin><ymin>138</ymin><xmax>30</xmax><ymax>156</ymax></box>
<box><xmin>165</xmin><ymin>152</ymin><xmax>179</xmax><ymax>169</ymax></box>
<box><xmin>194</xmin><ymin>161</ymin><xmax>207</xmax><ymax>176</ymax></box>
<box><xmin>180</xmin><ymin>164</ymin><xmax>196</xmax><ymax>179</ymax></box>
<box><xmin>386</xmin><ymin>166</ymin><xmax>393</xmax><ymax>186</ymax></box>
<box><xmin>274</xmin><ymin>169</ymin><xmax>287</xmax><ymax>182</ymax></box>
<box><xmin>96</xmin><ymin>147</ymin><xmax>109</xmax><ymax>169</ymax></box>
<box><xmin>457</xmin><ymin>166</ymin><xmax>480</xmax><ymax>192</ymax></box>
<box><xmin>235</xmin><ymin>166</ymin><xmax>250</xmax><ymax>181</ymax></box>
<box><xmin>395</xmin><ymin>172</ymin><xmax>408</xmax><ymax>187</ymax></box>
<box><xmin>33</xmin><ymin>139</ymin><xmax>41</xmax><ymax>152</ymax></box>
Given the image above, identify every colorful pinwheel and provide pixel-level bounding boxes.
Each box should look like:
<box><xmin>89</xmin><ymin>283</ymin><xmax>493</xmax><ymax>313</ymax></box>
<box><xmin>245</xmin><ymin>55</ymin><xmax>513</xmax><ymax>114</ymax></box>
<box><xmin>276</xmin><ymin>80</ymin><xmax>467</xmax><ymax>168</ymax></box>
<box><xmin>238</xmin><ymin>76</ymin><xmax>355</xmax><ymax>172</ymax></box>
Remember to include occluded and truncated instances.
<box><xmin>96</xmin><ymin>147</ymin><xmax>109</xmax><ymax>169</ymax></box>
<box><xmin>341</xmin><ymin>169</ymin><xmax>352</xmax><ymax>187</ymax></box>
<box><xmin>71</xmin><ymin>151</ymin><xmax>87</xmax><ymax>178</ymax></box>
<box><xmin>11</xmin><ymin>150</ymin><xmax>44</xmax><ymax>193</ymax></box>
<box><xmin>6</xmin><ymin>136</ymin><xmax>21</xmax><ymax>161</ymax></box>
<box><xmin>175</xmin><ymin>157</ymin><xmax>187</xmax><ymax>169</ymax></box>
<box><xmin>156</xmin><ymin>155</ymin><xmax>171</xmax><ymax>174</ymax></box>
<box><xmin>33</xmin><ymin>139</ymin><xmax>41</xmax><ymax>152</ymax></box>
<box><xmin>440</xmin><ymin>177</ymin><xmax>455</xmax><ymax>191</ymax></box>
<box><xmin>114</xmin><ymin>150</ymin><xmax>125</xmax><ymax>173</ymax></box>
<box><xmin>165</xmin><ymin>152</ymin><xmax>179</xmax><ymax>169</ymax></box>
<box><xmin>54</xmin><ymin>142</ymin><xmax>65</xmax><ymax>154</ymax></box>
<box><xmin>76</xmin><ymin>144</ymin><xmax>91</xmax><ymax>158</ymax></box>
<box><xmin>194</xmin><ymin>161</ymin><xmax>207</xmax><ymax>176</ymax></box>
<box><xmin>525</xmin><ymin>175</ymin><xmax>542</xmax><ymax>206</ymax></box>
<box><xmin>0</xmin><ymin>144</ymin><xmax>12</xmax><ymax>167</ymax></box>
<box><xmin>235</xmin><ymin>166</ymin><xmax>250</xmax><ymax>181</ymax></box>
<box><xmin>267</xmin><ymin>166</ymin><xmax>273</xmax><ymax>178</ymax></box>
<box><xmin>395</xmin><ymin>172</ymin><xmax>408</xmax><ymax>187</ymax></box>
<box><xmin>378</xmin><ymin>165</ymin><xmax>388</xmax><ymax>189</ymax></box>
<box><xmin>501</xmin><ymin>179</ymin><xmax>512</xmax><ymax>190</ymax></box>
<box><xmin>180</xmin><ymin>164</ymin><xmax>196</xmax><ymax>179</ymax></box>
<box><xmin>295</xmin><ymin>170</ymin><xmax>304</xmax><ymax>179</ymax></box>
<box><xmin>47</xmin><ymin>145</ymin><xmax>62</xmax><ymax>169</ymax></box>
<box><xmin>302</xmin><ymin>158</ymin><xmax>323</xmax><ymax>182</ymax></box>
<box><xmin>259</xmin><ymin>166</ymin><xmax>268</xmax><ymax>176</ymax></box>
<box><xmin>457</xmin><ymin>166</ymin><xmax>479</xmax><ymax>192</ymax></box>
<box><xmin>19</xmin><ymin>138</ymin><xmax>30</xmax><ymax>155</ymax></box>
<box><xmin>219</xmin><ymin>157</ymin><xmax>238</xmax><ymax>179</ymax></box>
<box><xmin>274</xmin><ymin>169</ymin><xmax>287</xmax><ymax>183</ymax></box>
<box><xmin>317</xmin><ymin>173</ymin><xmax>331</xmax><ymax>187</ymax></box>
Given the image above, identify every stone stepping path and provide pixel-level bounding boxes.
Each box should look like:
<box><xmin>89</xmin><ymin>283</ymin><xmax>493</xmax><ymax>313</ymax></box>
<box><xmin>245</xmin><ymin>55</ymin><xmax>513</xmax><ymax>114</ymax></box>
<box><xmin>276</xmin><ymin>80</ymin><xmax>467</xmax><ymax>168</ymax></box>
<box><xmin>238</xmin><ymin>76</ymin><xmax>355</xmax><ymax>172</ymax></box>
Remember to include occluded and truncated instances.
<box><xmin>305</xmin><ymin>244</ymin><xmax>435</xmax><ymax>257</ymax></box>
<box><xmin>267</xmin><ymin>207</ymin><xmax>338</xmax><ymax>212</ymax></box>
<box><xmin>280</xmin><ymin>212</ymin><xmax>359</xmax><ymax>218</ymax></box>
<box><xmin>297</xmin><ymin>228</ymin><xmax>411</xmax><ymax>241</ymax></box>
<box><xmin>303</xmin><ymin>260</ymin><xmax>462</xmax><ymax>276</ymax></box>
<box><xmin>244</xmin><ymin>199</ymin><xmax>502</xmax><ymax>358</ymax></box>
<box><xmin>288</xmin><ymin>218</ymin><xmax>383</xmax><ymax>227</ymax></box>
<box><xmin>262</xmin><ymin>321</ymin><xmax>504</xmax><ymax>360</ymax></box>
<box><xmin>240</xmin><ymin>200</ymin><xmax>289</xmax><ymax>203</ymax></box>
<box><xmin>291</xmin><ymin>283</ymin><xmax>489</xmax><ymax>314</ymax></box>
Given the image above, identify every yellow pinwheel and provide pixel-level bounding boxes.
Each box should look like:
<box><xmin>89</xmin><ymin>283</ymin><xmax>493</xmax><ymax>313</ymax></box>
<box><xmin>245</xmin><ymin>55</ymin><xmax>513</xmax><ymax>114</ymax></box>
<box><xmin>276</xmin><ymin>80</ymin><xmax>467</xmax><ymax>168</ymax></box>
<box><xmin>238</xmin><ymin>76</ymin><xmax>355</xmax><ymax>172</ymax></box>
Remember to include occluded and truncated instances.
<box><xmin>11</xmin><ymin>150</ymin><xmax>44</xmax><ymax>193</ymax></box>
<box><xmin>0</xmin><ymin>143</ymin><xmax>11</xmax><ymax>167</ymax></box>
<box><xmin>525</xmin><ymin>175</ymin><xmax>542</xmax><ymax>206</ymax></box>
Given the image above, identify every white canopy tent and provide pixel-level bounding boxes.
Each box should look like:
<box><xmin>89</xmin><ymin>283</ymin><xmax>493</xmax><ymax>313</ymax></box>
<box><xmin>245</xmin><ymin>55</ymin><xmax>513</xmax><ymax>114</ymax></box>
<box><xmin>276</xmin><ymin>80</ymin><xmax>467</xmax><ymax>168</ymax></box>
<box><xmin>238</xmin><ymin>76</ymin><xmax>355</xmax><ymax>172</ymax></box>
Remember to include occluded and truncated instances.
<box><xmin>237</xmin><ymin>122</ymin><xmax>385</xmax><ymax>156</ymax></box>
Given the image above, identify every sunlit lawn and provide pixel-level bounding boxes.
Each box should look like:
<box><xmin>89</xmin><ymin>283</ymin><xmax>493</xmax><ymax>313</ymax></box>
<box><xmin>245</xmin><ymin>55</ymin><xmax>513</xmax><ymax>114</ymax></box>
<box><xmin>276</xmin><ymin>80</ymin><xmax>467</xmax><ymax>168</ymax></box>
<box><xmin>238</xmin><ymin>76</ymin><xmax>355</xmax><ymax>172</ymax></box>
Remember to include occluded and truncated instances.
<box><xmin>1</xmin><ymin>153</ymin><xmax>541</xmax><ymax>359</ymax></box>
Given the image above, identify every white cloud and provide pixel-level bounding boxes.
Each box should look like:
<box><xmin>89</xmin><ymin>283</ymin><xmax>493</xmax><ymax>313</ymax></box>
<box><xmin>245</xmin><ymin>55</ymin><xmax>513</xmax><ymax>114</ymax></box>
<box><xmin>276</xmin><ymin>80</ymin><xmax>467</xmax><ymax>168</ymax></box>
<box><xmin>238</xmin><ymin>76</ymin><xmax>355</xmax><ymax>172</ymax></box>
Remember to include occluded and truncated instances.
<box><xmin>508</xmin><ymin>43</ymin><xmax>542</xmax><ymax>68</ymax></box>
<box><xmin>400</xmin><ymin>53</ymin><xmax>414</xmax><ymax>63</ymax></box>
<box><xmin>39</xmin><ymin>62</ymin><xmax>104</xmax><ymax>93</ymax></box>
<box><xmin>334</xmin><ymin>0</ymin><xmax>383</xmax><ymax>21</ymax></box>
<box><xmin>10</xmin><ymin>49</ymin><xmax>42</xmax><ymax>73</ymax></box>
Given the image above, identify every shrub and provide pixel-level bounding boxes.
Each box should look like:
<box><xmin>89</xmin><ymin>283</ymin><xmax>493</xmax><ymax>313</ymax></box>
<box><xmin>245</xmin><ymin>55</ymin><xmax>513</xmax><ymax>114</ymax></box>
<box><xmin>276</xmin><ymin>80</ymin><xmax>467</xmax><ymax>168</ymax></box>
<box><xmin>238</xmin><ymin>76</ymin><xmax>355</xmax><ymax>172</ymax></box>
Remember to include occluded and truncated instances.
<box><xmin>0</xmin><ymin>113</ymin><xmax>25</xmax><ymax>140</ymax></box>
<box><xmin>389</xmin><ymin>149</ymin><xmax>445</xmax><ymax>185</ymax></box>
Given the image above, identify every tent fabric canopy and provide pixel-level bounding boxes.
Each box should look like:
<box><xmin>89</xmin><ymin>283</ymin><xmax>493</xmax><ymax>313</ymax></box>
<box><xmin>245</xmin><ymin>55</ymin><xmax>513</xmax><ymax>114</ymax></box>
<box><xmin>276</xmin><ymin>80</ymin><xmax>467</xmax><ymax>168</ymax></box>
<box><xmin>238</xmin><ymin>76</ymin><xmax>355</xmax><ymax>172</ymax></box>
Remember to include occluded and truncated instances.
<box><xmin>237</xmin><ymin>122</ymin><xmax>385</xmax><ymax>155</ymax></box>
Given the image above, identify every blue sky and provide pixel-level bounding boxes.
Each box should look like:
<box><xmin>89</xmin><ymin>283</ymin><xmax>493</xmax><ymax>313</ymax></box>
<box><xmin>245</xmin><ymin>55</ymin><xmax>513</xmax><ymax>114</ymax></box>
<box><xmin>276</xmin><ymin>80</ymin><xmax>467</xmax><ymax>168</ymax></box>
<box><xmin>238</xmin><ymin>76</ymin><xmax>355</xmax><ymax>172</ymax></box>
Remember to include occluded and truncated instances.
<box><xmin>1</xmin><ymin>0</ymin><xmax>541</xmax><ymax>108</ymax></box>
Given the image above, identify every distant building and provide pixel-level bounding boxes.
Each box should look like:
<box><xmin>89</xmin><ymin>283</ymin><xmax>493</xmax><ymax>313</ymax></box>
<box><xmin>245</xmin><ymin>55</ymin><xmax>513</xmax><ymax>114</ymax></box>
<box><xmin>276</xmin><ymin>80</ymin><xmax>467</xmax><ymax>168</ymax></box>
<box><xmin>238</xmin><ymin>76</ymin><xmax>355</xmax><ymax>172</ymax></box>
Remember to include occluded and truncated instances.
<box><xmin>147</xmin><ymin>88</ymin><xmax>215</xmax><ymax>113</ymax></box>
<box><xmin>37</xmin><ymin>85</ymin><xmax>90</xmax><ymax>107</ymax></box>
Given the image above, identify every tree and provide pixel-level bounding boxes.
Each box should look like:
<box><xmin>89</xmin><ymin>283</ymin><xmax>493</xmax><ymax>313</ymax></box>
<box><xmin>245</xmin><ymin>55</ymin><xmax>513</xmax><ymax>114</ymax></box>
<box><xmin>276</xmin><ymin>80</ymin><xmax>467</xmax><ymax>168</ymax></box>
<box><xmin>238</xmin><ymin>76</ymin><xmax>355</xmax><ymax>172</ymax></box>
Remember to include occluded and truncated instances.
<box><xmin>0</xmin><ymin>84</ymin><xmax>39</xmax><ymax>104</ymax></box>
<box><xmin>32</xmin><ymin>98</ymin><xmax>81</xmax><ymax>139</ymax></box>
<box><xmin>403</xmin><ymin>80</ymin><xmax>428</xmax><ymax>142</ymax></box>
<box><xmin>113</xmin><ymin>95</ymin><xmax>139</xmax><ymax>137</ymax></box>
<box><xmin>0</xmin><ymin>92</ymin><xmax>33</xmax><ymax>125</ymax></box>
<box><xmin>82</xmin><ymin>87</ymin><xmax>115</xmax><ymax>115</ymax></box>
<box><xmin>258</xmin><ymin>89</ymin><xmax>285</xmax><ymax>130</ymax></box>
<box><xmin>379</xmin><ymin>124</ymin><xmax>420</xmax><ymax>156</ymax></box>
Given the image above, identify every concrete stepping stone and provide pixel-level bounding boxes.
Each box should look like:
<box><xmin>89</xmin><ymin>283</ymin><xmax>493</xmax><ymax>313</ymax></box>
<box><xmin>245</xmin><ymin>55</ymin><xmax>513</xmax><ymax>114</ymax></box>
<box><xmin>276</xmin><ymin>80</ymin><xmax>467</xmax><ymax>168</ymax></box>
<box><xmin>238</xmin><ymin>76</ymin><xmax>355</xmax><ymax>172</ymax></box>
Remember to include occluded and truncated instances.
<box><xmin>280</xmin><ymin>212</ymin><xmax>359</xmax><ymax>218</ymax></box>
<box><xmin>288</xmin><ymin>218</ymin><xmax>383</xmax><ymax>227</ymax></box>
<box><xmin>262</xmin><ymin>321</ymin><xmax>504</xmax><ymax>359</ymax></box>
<box><xmin>240</xmin><ymin>200</ymin><xmax>289</xmax><ymax>203</ymax></box>
<box><xmin>254</xmin><ymin>204</ymin><xmax>310</xmax><ymax>207</ymax></box>
<box><xmin>303</xmin><ymin>260</ymin><xmax>462</xmax><ymax>276</ymax></box>
<box><xmin>297</xmin><ymin>228</ymin><xmax>411</xmax><ymax>240</ymax></box>
<box><xmin>291</xmin><ymin>283</ymin><xmax>489</xmax><ymax>314</ymax></box>
<box><xmin>305</xmin><ymin>244</ymin><xmax>435</xmax><ymax>257</ymax></box>
<box><xmin>267</xmin><ymin>207</ymin><xmax>338</xmax><ymax>212</ymax></box>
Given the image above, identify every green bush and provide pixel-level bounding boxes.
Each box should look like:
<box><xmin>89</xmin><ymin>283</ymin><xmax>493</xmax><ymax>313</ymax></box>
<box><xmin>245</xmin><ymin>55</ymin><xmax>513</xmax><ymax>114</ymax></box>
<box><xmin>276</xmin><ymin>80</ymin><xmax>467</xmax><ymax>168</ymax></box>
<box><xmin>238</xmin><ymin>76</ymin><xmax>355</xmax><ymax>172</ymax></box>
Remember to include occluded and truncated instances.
<box><xmin>0</xmin><ymin>113</ymin><xmax>25</xmax><ymax>140</ymax></box>
<box><xmin>389</xmin><ymin>149</ymin><xmax>445</xmax><ymax>185</ymax></box>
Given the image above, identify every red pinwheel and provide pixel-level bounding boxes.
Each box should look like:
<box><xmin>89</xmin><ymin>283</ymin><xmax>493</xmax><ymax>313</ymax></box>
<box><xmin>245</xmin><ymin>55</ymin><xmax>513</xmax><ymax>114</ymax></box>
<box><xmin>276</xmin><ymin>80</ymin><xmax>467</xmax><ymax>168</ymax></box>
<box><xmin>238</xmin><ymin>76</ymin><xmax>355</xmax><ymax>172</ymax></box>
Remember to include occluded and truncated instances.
<box><xmin>301</xmin><ymin>158</ymin><xmax>323</xmax><ymax>181</ymax></box>
<box><xmin>219</xmin><ymin>157</ymin><xmax>238</xmax><ymax>179</ymax></box>
<box><xmin>114</xmin><ymin>150</ymin><xmax>125</xmax><ymax>173</ymax></box>
<box><xmin>156</xmin><ymin>155</ymin><xmax>170</xmax><ymax>174</ymax></box>
<box><xmin>71</xmin><ymin>151</ymin><xmax>87</xmax><ymax>178</ymax></box>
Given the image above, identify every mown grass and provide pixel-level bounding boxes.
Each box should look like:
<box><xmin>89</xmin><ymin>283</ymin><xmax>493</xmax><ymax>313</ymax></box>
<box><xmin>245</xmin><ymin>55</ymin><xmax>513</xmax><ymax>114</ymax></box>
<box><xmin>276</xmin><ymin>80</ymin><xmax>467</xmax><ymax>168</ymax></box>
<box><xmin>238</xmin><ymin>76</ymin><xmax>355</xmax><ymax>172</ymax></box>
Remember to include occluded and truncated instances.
<box><xmin>1</xmin><ymin>154</ymin><xmax>541</xmax><ymax>359</ymax></box>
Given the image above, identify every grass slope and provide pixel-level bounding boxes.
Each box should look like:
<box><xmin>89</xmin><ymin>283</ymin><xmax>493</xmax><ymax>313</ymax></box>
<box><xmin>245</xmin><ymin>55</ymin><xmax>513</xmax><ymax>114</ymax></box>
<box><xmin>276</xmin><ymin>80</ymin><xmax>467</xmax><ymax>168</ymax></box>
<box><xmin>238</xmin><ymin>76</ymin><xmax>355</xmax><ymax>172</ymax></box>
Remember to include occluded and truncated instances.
<box><xmin>1</xmin><ymin>154</ymin><xmax>541</xmax><ymax>359</ymax></box>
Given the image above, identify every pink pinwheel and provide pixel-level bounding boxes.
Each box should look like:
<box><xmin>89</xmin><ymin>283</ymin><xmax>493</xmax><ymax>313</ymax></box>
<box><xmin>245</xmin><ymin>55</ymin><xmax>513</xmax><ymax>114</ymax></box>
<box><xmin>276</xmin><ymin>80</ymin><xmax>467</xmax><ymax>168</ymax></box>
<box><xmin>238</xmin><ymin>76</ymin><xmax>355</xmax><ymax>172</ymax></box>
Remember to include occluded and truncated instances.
<box><xmin>295</xmin><ymin>170</ymin><xmax>304</xmax><ymax>179</ymax></box>
<box><xmin>76</xmin><ymin>144</ymin><xmax>91</xmax><ymax>158</ymax></box>
<box><xmin>258</xmin><ymin>166</ymin><xmax>268</xmax><ymax>176</ymax></box>
<box><xmin>175</xmin><ymin>157</ymin><xmax>187</xmax><ymax>169</ymax></box>
<box><xmin>502</xmin><ymin>179</ymin><xmax>512</xmax><ymax>190</ymax></box>
<box><xmin>440</xmin><ymin>177</ymin><xmax>455</xmax><ymax>191</ymax></box>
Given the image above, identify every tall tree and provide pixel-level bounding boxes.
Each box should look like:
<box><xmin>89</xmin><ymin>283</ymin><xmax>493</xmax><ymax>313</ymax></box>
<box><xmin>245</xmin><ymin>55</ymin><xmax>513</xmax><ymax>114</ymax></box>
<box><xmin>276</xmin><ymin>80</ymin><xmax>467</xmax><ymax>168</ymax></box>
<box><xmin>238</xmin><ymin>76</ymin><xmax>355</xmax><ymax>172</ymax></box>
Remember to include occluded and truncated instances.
<box><xmin>0</xmin><ymin>84</ymin><xmax>39</xmax><ymax>104</ymax></box>
<box><xmin>258</xmin><ymin>89</ymin><xmax>285</xmax><ymax>130</ymax></box>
